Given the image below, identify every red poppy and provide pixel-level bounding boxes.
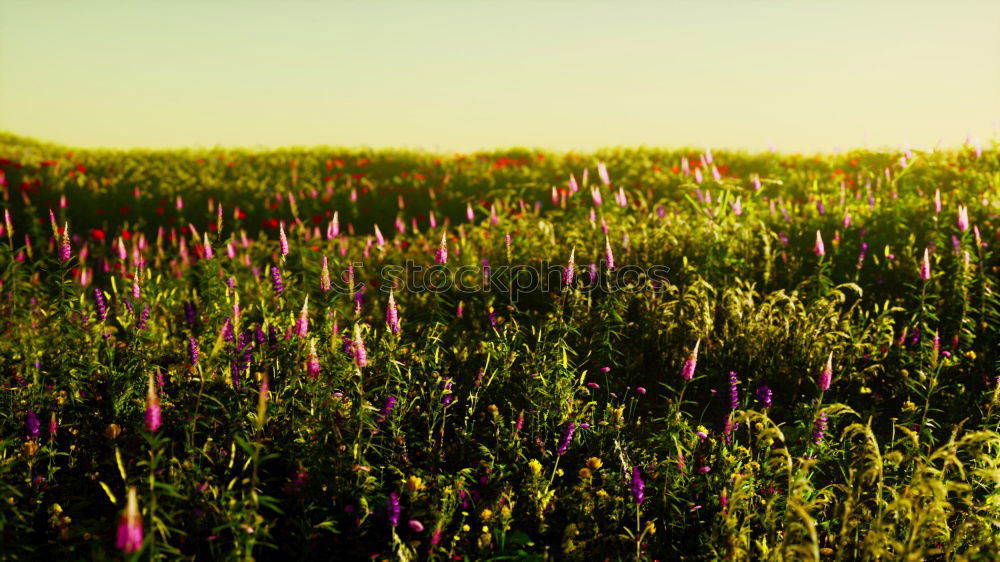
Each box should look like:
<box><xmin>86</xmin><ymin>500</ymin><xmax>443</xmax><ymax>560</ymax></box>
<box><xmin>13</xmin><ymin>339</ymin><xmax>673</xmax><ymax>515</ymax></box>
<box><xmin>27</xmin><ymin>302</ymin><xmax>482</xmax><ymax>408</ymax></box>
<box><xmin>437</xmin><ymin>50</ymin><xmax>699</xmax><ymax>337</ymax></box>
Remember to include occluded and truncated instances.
<box><xmin>121</xmin><ymin>229</ymin><xmax>131</xmax><ymax>240</ymax></box>
<box><xmin>119</xmin><ymin>205</ymin><xmax>130</xmax><ymax>215</ymax></box>
<box><xmin>90</xmin><ymin>229</ymin><xmax>106</xmax><ymax>242</ymax></box>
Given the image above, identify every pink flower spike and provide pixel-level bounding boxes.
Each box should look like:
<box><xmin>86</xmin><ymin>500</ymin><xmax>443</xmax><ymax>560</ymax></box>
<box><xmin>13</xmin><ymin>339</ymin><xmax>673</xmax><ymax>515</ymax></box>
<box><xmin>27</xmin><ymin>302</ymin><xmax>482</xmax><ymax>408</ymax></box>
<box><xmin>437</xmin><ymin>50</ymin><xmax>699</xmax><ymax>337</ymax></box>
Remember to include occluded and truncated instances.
<box><xmin>818</xmin><ymin>352</ymin><xmax>833</xmax><ymax>392</ymax></box>
<box><xmin>115</xmin><ymin>486</ymin><xmax>144</xmax><ymax>553</ymax></box>
<box><xmin>144</xmin><ymin>372</ymin><xmax>161</xmax><ymax>432</ymax></box>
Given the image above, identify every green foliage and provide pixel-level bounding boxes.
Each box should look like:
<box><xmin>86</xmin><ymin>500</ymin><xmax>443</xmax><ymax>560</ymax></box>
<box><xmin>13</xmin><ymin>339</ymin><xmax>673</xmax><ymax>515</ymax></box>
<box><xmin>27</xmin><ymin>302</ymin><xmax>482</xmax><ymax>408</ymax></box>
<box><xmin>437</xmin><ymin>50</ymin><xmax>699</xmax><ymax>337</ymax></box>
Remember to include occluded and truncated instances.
<box><xmin>1</xmin><ymin>134</ymin><xmax>999</xmax><ymax>559</ymax></box>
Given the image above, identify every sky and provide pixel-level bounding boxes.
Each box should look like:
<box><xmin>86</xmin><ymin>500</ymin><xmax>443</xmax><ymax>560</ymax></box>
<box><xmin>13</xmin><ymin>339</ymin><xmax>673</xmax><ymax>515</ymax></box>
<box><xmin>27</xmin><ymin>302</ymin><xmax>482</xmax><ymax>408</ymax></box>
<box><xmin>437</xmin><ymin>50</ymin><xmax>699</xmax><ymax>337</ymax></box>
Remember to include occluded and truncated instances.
<box><xmin>1</xmin><ymin>0</ymin><xmax>999</xmax><ymax>153</ymax></box>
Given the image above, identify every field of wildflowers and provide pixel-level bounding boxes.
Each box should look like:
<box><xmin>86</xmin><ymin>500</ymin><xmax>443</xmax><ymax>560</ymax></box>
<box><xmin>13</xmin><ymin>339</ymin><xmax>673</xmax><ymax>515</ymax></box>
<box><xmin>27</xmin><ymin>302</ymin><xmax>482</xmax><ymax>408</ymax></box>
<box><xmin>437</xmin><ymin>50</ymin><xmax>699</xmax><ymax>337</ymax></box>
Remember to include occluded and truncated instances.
<box><xmin>1</xmin><ymin>132</ymin><xmax>999</xmax><ymax>560</ymax></box>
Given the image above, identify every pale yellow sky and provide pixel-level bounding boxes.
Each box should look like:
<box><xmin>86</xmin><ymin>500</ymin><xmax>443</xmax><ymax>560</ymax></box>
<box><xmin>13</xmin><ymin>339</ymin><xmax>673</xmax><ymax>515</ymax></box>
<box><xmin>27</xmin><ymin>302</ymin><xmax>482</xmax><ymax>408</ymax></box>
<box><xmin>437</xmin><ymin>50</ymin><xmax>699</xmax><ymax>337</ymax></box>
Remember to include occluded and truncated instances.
<box><xmin>1</xmin><ymin>0</ymin><xmax>998</xmax><ymax>153</ymax></box>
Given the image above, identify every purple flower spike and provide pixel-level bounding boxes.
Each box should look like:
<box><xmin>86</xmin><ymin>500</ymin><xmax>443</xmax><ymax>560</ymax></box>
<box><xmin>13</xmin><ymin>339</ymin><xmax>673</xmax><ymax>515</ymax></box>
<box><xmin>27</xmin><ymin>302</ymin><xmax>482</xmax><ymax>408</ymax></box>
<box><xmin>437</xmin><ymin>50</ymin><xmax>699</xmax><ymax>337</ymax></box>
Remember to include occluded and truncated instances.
<box><xmin>682</xmin><ymin>340</ymin><xmax>700</xmax><ymax>382</ymax></box>
<box><xmin>818</xmin><ymin>352</ymin><xmax>833</xmax><ymax>392</ymax></box>
<box><xmin>387</xmin><ymin>492</ymin><xmax>400</xmax><ymax>527</ymax></box>
<box><xmin>26</xmin><ymin>410</ymin><xmax>40</xmax><ymax>439</ymax></box>
<box><xmin>188</xmin><ymin>337</ymin><xmax>199</xmax><ymax>366</ymax></box>
<box><xmin>630</xmin><ymin>467</ymin><xmax>645</xmax><ymax>505</ymax></box>
<box><xmin>557</xmin><ymin>421</ymin><xmax>576</xmax><ymax>455</ymax></box>
<box><xmin>386</xmin><ymin>290</ymin><xmax>400</xmax><ymax>335</ymax></box>
<box><xmin>378</xmin><ymin>395</ymin><xmax>397</xmax><ymax>422</ymax></box>
<box><xmin>94</xmin><ymin>289</ymin><xmax>108</xmax><ymax>322</ymax></box>
<box><xmin>812</xmin><ymin>411</ymin><xmax>828</xmax><ymax>444</ymax></box>
<box><xmin>728</xmin><ymin>371</ymin><xmax>739</xmax><ymax>410</ymax></box>
<box><xmin>270</xmin><ymin>266</ymin><xmax>284</xmax><ymax>295</ymax></box>
<box><xmin>756</xmin><ymin>385</ymin><xmax>772</xmax><ymax>408</ymax></box>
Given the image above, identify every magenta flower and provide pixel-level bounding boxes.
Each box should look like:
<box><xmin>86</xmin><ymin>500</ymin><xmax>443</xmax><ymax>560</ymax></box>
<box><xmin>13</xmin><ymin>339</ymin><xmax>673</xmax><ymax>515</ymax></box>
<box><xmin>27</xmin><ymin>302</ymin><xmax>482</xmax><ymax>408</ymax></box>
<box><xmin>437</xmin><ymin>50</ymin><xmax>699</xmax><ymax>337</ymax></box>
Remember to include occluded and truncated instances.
<box><xmin>591</xmin><ymin>187</ymin><xmax>603</xmax><ymax>207</ymax></box>
<box><xmin>756</xmin><ymin>385</ymin><xmax>772</xmax><ymax>408</ymax></box>
<box><xmin>604</xmin><ymin>236</ymin><xmax>615</xmax><ymax>271</ymax></box>
<box><xmin>373</xmin><ymin>224</ymin><xmax>385</xmax><ymax>247</ymax></box>
<box><xmin>307</xmin><ymin>339</ymin><xmax>321</xmax><ymax>379</ymax></box>
<box><xmin>386</xmin><ymin>290</ymin><xmax>400</xmax><ymax>335</ymax></box>
<box><xmin>327</xmin><ymin>212</ymin><xmax>340</xmax><ymax>239</ymax></box>
<box><xmin>115</xmin><ymin>486</ymin><xmax>144</xmax><ymax>553</ymax></box>
<box><xmin>26</xmin><ymin>410</ymin><xmax>40</xmax><ymax>439</ymax></box>
<box><xmin>597</xmin><ymin>161</ymin><xmax>611</xmax><ymax>186</ymax></box>
<box><xmin>818</xmin><ymin>352</ymin><xmax>833</xmax><ymax>392</ymax></box>
<box><xmin>58</xmin><ymin>222</ymin><xmax>71</xmax><ymax>262</ymax></box>
<box><xmin>145</xmin><ymin>372</ymin><xmax>161</xmax><ymax>432</ymax></box>
<box><xmin>934</xmin><ymin>189</ymin><xmax>942</xmax><ymax>214</ymax></box>
<box><xmin>920</xmin><ymin>248</ymin><xmax>931</xmax><ymax>281</ymax></box>
<box><xmin>814</xmin><ymin>230</ymin><xmax>826</xmax><ymax>258</ymax></box>
<box><xmin>615</xmin><ymin>186</ymin><xmax>628</xmax><ymax>207</ymax></box>
<box><xmin>682</xmin><ymin>340</ymin><xmax>700</xmax><ymax>382</ymax></box>
<box><xmin>279</xmin><ymin>222</ymin><xmax>289</xmax><ymax>255</ymax></box>
<box><xmin>294</xmin><ymin>296</ymin><xmax>309</xmax><ymax>338</ymax></box>
<box><xmin>387</xmin><ymin>492</ymin><xmax>401</xmax><ymax>527</ymax></box>
<box><xmin>557</xmin><ymin>421</ymin><xmax>576</xmax><ymax>455</ymax></box>
<box><xmin>563</xmin><ymin>248</ymin><xmax>576</xmax><ymax>286</ymax></box>
<box><xmin>630</xmin><ymin>467</ymin><xmax>645</xmax><ymax>505</ymax></box>
<box><xmin>435</xmin><ymin>231</ymin><xmax>448</xmax><ymax>265</ymax></box>
<box><xmin>353</xmin><ymin>324</ymin><xmax>368</xmax><ymax>368</ymax></box>
<box><xmin>320</xmin><ymin>256</ymin><xmax>331</xmax><ymax>292</ymax></box>
<box><xmin>202</xmin><ymin>233</ymin><xmax>213</xmax><ymax>259</ymax></box>
<box><xmin>958</xmin><ymin>204</ymin><xmax>969</xmax><ymax>232</ymax></box>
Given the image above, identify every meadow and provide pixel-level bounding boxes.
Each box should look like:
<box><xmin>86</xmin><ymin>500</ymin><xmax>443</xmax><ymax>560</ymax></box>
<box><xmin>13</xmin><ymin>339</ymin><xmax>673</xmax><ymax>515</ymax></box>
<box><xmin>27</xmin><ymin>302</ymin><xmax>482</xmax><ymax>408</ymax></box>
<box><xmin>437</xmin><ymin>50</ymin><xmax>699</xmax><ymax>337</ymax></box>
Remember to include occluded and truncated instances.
<box><xmin>1</xmin><ymin>132</ymin><xmax>999</xmax><ymax>560</ymax></box>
